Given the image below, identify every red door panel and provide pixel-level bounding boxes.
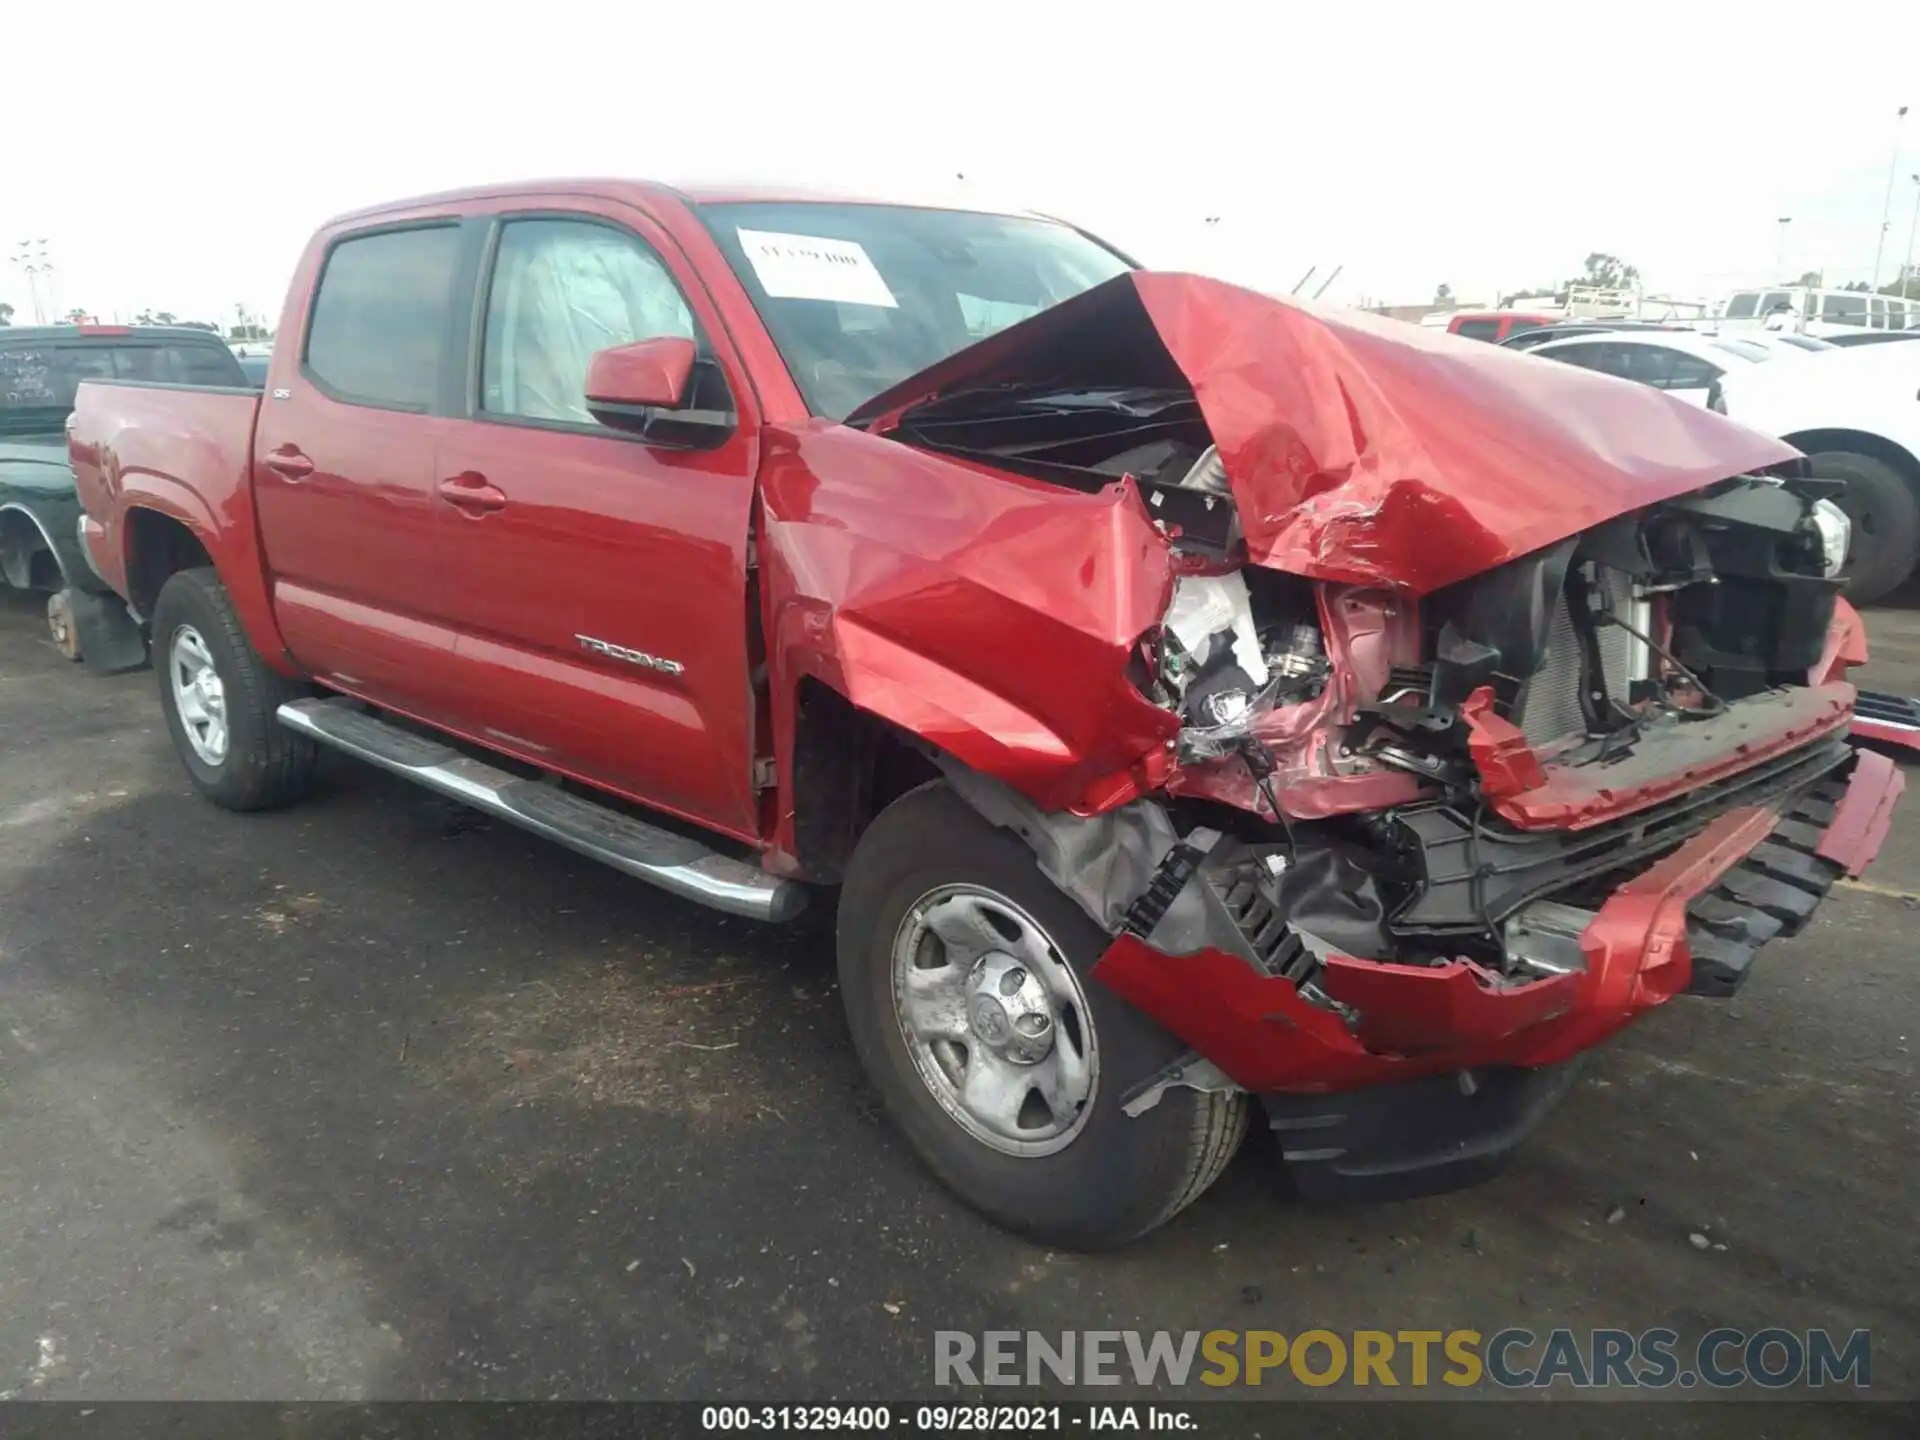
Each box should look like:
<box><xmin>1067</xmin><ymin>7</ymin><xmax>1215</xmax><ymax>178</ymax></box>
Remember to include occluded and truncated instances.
<box><xmin>253</xmin><ymin>220</ymin><xmax>470</xmax><ymax>720</ymax></box>
<box><xmin>431</xmin><ymin>204</ymin><xmax>764</xmax><ymax>839</ymax></box>
<box><xmin>254</xmin><ymin>398</ymin><xmax>462</xmax><ymax>707</ymax></box>
<box><xmin>432</xmin><ymin>421</ymin><xmax>761</xmax><ymax>834</ymax></box>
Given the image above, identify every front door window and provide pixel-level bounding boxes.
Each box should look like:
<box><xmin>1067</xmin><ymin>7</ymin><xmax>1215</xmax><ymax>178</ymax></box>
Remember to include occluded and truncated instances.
<box><xmin>481</xmin><ymin>218</ymin><xmax>697</xmax><ymax>426</ymax></box>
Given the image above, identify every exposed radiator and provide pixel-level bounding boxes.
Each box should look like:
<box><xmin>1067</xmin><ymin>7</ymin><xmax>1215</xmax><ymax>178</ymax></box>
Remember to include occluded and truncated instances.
<box><xmin>1516</xmin><ymin>568</ymin><xmax>1639</xmax><ymax>746</ymax></box>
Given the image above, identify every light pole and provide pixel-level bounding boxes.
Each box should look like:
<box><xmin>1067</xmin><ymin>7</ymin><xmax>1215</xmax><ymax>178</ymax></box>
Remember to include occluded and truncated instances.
<box><xmin>1776</xmin><ymin>216</ymin><xmax>1792</xmax><ymax>277</ymax></box>
<box><xmin>1872</xmin><ymin>105</ymin><xmax>1909</xmax><ymax>291</ymax></box>
<box><xmin>9</xmin><ymin>240</ymin><xmax>54</xmax><ymax>325</ymax></box>
<box><xmin>1905</xmin><ymin>174</ymin><xmax>1920</xmax><ymax>303</ymax></box>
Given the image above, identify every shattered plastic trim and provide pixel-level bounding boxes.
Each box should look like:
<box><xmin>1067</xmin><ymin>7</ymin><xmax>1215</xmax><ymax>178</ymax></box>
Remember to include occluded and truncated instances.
<box><xmin>1092</xmin><ymin>749</ymin><xmax>1904</xmax><ymax>1093</ymax></box>
<box><xmin>932</xmin><ymin>758</ymin><xmax>1180</xmax><ymax>935</ymax></box>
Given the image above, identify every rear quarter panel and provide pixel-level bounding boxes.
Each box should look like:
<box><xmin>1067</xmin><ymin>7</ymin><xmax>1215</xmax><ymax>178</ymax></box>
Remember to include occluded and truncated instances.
<box><xmin>69</xmin><ymin>381</ymin><xmax>295</xmax><ymax>669</ymax></box>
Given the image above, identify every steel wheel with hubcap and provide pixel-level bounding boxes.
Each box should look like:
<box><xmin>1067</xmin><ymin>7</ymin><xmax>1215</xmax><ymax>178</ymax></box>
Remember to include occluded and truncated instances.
<box><xmin>892</xmin><ymin>885</ymin><xmax>1098</xmax><ymax>1157</ymax></box>
<box><xmin>169</xmin><ymin>624</ymin><xmax>230</xmax><ymax>765</ymax></box>
<box><xmin>839</xmin><ymin>781</ymin><xmax>1249</xmax><ymax>1250</ymax></box>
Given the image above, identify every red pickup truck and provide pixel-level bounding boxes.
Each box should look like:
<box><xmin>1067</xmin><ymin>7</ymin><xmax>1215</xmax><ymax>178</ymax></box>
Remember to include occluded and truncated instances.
<box><xmin>1441</xmin><ymin>310</ymin><xmax>1556</xmax><ymax>343</ymax></box>
<box><xmin>70</xmin><ymin>179</ymin><xmax>1903</xmax><ymax>1248</ymax></box>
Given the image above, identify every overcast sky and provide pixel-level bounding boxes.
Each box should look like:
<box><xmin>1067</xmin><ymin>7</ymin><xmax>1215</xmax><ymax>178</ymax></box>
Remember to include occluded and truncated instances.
<box><xmin>3</xmin><ymin>1</ymin><xmax>1916</xmax><ymax>327</ymax></box>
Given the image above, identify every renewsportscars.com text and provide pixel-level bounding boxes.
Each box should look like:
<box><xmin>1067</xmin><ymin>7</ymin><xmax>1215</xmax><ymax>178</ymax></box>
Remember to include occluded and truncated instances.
<box><xmin>933</xmin><ymin>1328</ymin><xmax>1871</xmax><ymax>1390</ymax></box>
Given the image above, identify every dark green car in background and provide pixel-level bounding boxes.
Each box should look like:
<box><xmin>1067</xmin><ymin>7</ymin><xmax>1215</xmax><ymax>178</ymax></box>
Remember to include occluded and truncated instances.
<box><xmin>1</xmin><ymin>325</ymin><xmax>248</xmax><ymax>670</ymax></box>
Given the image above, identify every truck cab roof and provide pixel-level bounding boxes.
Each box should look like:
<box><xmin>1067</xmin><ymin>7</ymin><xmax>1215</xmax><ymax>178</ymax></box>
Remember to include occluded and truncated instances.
<box><xmin>323</xmin><ymin>177</ymin><xmax>1040</xmax><ymax>230</ymax></box>
<box><xmin>0</xmin><ymin>324</ymin><xmax>232</xmax><ymax>344</ymax></box>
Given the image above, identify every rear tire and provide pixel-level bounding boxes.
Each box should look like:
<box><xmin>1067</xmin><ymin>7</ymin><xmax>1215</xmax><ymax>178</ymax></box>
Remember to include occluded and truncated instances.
<box><xmin>837</xmin><ymin>781</ymin><xmax>1247</xmax><ymax>1249</ymax></box>
<box><xmin>153</xmin><ymin>567</ymin><xmax>318</xmax><ymax>812</ymax></box>
<box><xmin>1805</xmin><ymin>450</ymin><xmax>1920</xmax><ymax>605</ymax></box>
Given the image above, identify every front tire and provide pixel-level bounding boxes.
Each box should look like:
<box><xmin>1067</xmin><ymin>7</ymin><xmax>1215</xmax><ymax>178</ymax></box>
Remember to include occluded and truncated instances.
<box><xmin>153</xmin><ymin>567</ymin><xmax>318</xmax><ymax>812</ymax></box>
<box><xmin>1805</xmin><ymin>450</ymin><xmax>1920</xmax><ymax>605</ymax></box>
<box><xmin>838</xmin><ymin>782</ymin><xmax>1247</xmax><ymax>1249</ymax></box>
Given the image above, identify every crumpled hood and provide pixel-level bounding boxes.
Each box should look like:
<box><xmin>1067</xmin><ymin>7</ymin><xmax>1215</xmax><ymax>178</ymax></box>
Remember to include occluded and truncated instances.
<box><xmin>848</xmin><ymin>272</ymin><xmax>1799</xmax><ymax>595</ymax></box>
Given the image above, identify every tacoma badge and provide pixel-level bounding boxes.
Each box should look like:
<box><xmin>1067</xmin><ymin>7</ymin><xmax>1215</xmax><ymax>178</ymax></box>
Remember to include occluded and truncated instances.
<box><xmin>575</xmin><ymin>634</ymin><xmax>684</xmax><ymax>675</ymax></box>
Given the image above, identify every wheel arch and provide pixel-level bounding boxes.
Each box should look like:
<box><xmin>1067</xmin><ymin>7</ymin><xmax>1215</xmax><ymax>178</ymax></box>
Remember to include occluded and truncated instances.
<box><xmin>768</xmin><ymin>617</ymin><xmax>1175</xmax><ymax>879</ymax></box>
<box><xmin>785</xmin><ymin>674</ymin><xmax>1183</xmax><ymax>944</ymax></box>
<box><xmin>0</xmin><ymin>504</ymin><xmax>66</xmax><ymax>590</ymax></box>
<box><xmin>118</xmin><ymin>500</ymin><xmax>300</xmax><ymax>677</ymax></box>
<box><xmin>785</xmin><ymin>676</ymin><xmax>943</xmax><ymax>884</ymax></box>
<box><xmin>123</xmin><ymin>506</ymin><xmax>214</xmax><ymax>617</ymax></box>
<box><xmin>1783</xmin><ymin>428</ymin><xmax>1920</xmax><ymax>489</ymax></box>
<box><xmin>1785</xmin><ymin>430</ymin><xmax>1920</xmax><ymax>601</ymax></box>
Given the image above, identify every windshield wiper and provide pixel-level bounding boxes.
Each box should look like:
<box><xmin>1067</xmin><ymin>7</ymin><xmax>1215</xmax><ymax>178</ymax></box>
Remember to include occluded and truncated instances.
<box><xmin>909</xmin><ymin>383</ymin><xmax>1193</xmax><ymax>422</ymax></box>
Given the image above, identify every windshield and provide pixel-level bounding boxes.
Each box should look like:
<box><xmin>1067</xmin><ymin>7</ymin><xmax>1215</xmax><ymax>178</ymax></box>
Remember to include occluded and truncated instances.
<box><xmin>1</xmin><ymin>338</ymin><xmax>245</xmax><ymax>431</ymax></box>
<box><xmin>1723</xmin><ymin>292</ymin><xmax>1760</xmax><ymax>319</ymax></box>
<box><xmin>1711</xmin><ymin>338</ymin><xmax>1773</xmax><ymax>362</ymax></box>
<box><xmin>698</xmin><ymin>202</ymin><xmax>1133</xmax><ymax>419</ymax></box>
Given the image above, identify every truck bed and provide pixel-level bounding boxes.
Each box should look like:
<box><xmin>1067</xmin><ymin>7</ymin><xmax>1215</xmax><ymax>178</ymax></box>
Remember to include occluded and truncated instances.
<box><xmin>68</xmin><ymin>380</ymin><xmax>262</xmax><ymax>599</ymax></box>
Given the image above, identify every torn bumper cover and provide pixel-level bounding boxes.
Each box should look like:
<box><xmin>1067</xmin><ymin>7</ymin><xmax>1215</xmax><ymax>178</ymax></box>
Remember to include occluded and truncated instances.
<box><xmin>1090</xmin><ymin>747</ymin><xmax>1903</xmax><ymax>1198</ymax></box>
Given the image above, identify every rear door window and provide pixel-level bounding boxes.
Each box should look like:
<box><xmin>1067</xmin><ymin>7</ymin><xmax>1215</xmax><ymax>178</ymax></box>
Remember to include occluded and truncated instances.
<box><xmin>1617</xmin><ymin>346</ymin><xmax>1676</xmax><ymax>386</ymax></box>
<box><xmin>1540</xmin><ymin>342</ymin><xmax>1616</xmax><ymax>374</ymax></box>
<box><xmin>304</xmin><ymin>225</ymin><xmax>463</xmax><ymax>409</ymax></box>
<box><xmin>111</xmin><ymin>343</ymin><xmax>246</xmax><ymax>385</ymax></box>
<box><xmin>1614</xmin><ymin>346</ymin><xmax>1721</xmax><ymax>390</ymax></box>
<box><xmin>1652</xmin><ymin>351</ymin><xmax>1721</xmax><ymax>390</ymax></box>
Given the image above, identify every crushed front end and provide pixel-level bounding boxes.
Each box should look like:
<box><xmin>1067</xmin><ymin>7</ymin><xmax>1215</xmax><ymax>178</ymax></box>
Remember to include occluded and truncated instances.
<box><xmin>854</xmin><ymin>273</ymin><xmax>1904</xmax><ymax>1201</ymax></box>
<box><xmin>1089</xmin><ymin>474</ymin><xmax>1901</xmax><ymax>1198</ymax></box>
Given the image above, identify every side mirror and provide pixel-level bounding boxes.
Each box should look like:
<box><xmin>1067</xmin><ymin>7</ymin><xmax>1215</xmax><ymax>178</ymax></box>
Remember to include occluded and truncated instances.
<box><xmin>583</xmin><ymin>336</ymin><xmax>736</xmax><ymax>450</ymax></box>
<box><xmin>586</xmin><ymin>336</ymin><xmax>696</xmax><ymax>417</ymax></box>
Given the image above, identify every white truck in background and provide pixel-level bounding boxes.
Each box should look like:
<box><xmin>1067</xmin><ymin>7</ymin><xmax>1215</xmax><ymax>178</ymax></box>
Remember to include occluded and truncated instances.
<box><xmin>1719</xmin><ymin>286</ymin><xmax>1917</xmax><ymax>338</ymax></box>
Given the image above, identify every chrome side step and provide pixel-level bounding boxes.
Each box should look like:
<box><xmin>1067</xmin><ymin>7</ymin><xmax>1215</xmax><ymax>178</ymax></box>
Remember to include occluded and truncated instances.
<box><xmin>276</xmin><ymin>698</ymin><xmax>807</xmax><ymax>922</ymax></box>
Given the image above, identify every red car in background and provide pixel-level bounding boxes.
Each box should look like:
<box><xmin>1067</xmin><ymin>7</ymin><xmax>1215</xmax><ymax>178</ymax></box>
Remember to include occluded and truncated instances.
<box><xmin>1442</xmin><ymin>311</ymin><xmax>1558</xmax><ymax>343</ymax></box>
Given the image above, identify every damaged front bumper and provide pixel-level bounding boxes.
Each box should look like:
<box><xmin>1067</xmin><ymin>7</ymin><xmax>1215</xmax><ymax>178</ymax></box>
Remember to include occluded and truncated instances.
<box><xmin>1089</xmin><ymin>745</ymin><xmax>1904</xmax><ymax>1199</ymax></box>
<box><xmin>1852</xmin><ymin>688</ymin><xmax>1920</xmax><ymax>754</ymax></box>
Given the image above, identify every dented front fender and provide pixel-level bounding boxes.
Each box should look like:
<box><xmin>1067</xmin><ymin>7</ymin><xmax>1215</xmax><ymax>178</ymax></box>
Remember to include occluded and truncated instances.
<box><xmin>758</xmin><ymin>423</ymin><xmax>1181</xmax><ymax>837</ymax></box>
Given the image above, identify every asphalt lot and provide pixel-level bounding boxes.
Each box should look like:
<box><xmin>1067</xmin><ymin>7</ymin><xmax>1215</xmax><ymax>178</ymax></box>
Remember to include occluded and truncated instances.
<box><xmin>1</xmin><ymin>583</ymin><xmax>1916</xmax><ymax>1426</ymax></box>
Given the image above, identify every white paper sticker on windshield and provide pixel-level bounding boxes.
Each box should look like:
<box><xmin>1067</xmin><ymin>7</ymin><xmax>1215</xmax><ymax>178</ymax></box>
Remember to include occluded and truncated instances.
<box><xmin>736</xmin><ymin>229</ymin><xmax>898</xmax><ymax>308</ymax></box>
